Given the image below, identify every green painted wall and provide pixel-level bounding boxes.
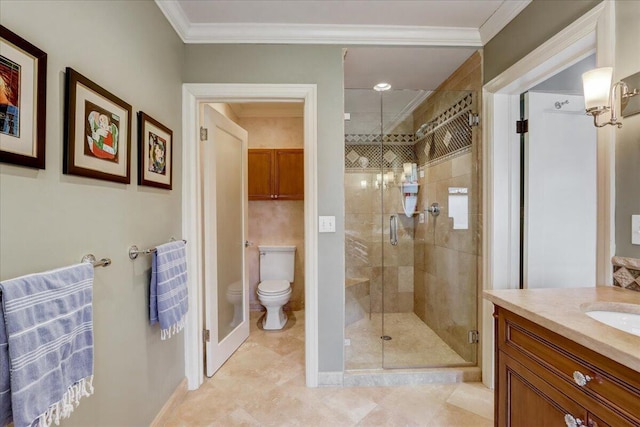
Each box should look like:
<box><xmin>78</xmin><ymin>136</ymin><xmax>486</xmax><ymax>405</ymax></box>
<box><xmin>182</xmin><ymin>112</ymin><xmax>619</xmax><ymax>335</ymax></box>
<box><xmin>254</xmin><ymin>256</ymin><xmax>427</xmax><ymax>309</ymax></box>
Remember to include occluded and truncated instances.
<box><xmin>614</xmin><ymin>1</ymin><xmax>640</xmax><ymax>258</ymax></box>
<box><xmin>484</xmin><ymin>0</ymin><xmax>602</xmax><ymax>84</ymax></box>
<box><xmin>0</xmin><ymin>1</ymin><xmax>185</xmax><ymax>425</ymax></box>
<box><xmin>184</xmin><ymin>44</ymin><xmax>346</xmax><ymax>372</ymax></box>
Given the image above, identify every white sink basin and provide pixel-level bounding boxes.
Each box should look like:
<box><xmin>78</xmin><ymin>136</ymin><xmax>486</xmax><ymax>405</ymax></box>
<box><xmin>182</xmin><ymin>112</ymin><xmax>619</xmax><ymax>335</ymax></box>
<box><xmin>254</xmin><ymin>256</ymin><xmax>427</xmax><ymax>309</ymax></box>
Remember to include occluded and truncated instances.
<box><xmin>585</xmin><ymin>310</ymin><xmax>640</xmax><ymax>337</ymax></box>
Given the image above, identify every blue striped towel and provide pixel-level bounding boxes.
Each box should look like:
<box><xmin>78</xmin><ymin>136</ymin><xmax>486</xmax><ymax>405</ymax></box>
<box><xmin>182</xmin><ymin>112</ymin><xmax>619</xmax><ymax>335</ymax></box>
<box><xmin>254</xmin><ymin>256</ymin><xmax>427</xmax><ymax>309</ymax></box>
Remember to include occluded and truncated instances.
<box><xmin>150</xmin><ymin>241</ymin><xmax>188</xmax><ymax>340</ymax></box>
<box><xmin>0</xmin><ymin>263</ymin><xmax>94</xmax><ymax>427</ymax></box>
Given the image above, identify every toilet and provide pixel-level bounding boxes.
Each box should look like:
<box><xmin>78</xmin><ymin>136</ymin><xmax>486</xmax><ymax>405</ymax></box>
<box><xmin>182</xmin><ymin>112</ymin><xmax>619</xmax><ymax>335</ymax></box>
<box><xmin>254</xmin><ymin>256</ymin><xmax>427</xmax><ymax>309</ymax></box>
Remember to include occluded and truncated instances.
<box><xmin>225</xmin><ymin>280</ymin><xmax>243</xmax><ymax>328</ymax></box>
<box><xmin>257</xmin><ymin>245</ymin><xmax>295</xmax><ymax>330</ymax></box>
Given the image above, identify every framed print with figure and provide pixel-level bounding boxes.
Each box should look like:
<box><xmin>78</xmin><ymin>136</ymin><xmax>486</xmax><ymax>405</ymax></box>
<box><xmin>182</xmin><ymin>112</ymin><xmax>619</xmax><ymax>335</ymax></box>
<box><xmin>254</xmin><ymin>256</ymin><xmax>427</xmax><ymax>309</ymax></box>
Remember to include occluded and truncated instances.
<box><xmin>0</xmin><ymin>26</ymin><xmax>47</xmax><ymax>169</ymax></box>
<box><xmin>64</xmin><ymin>67</ymin><xmax>132</xmax><ymax>183</ymax></box>
<box><xmin>138</xmin><ymin>112</ymin><xmax>172</xmax><ymax>190</ymax></box>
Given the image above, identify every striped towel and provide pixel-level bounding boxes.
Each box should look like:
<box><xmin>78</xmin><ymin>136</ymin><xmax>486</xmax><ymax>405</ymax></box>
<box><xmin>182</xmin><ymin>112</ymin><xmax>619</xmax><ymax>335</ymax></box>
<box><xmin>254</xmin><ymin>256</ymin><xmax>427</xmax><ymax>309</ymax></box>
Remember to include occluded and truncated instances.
<box><xmin>0</xmin><ymin>263</ymin><xmax>94</xmax><ymax>427</ymax></box>
<box><xmin>150</xmin><ymin>241</ymin><xmax>188</xmax><ymax>340</ymax></box>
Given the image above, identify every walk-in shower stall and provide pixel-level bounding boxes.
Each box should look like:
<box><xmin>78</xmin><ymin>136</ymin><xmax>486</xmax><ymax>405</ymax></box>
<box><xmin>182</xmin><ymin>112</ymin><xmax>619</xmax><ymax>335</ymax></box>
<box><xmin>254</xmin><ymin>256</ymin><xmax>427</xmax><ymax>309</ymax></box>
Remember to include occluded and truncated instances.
<box><xmin>344</xmin><ymin>87</ymin><xmax>480</xmax><ymax>372</ymax></box>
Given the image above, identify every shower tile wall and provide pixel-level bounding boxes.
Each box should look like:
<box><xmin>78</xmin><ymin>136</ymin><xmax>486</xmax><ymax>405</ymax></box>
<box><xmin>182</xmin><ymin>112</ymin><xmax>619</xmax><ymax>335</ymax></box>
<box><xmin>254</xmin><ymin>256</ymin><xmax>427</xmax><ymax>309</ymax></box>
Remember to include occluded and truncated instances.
<box><xmin>413</xmin><ymin>52</ymin><xmax>482</xmax><ymax>363</ymax></box>
<box><xmin>345</xmin><ymin>170</ymin><xmax>415</xmax><ymax>313</ymax></box>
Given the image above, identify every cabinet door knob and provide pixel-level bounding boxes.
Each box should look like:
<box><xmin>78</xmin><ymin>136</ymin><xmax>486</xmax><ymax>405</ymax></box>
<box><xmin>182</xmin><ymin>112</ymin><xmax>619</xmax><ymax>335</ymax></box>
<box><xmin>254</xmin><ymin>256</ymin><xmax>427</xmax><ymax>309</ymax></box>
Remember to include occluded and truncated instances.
<box><xmin>564</xmin><ymin>414</ymin><xmax>584</xmax><ymax>427</ymax></box>
<box><xmin>573</xmin><ymin>371</ymin><xmax>592</xmax><ymax>387</ymax></box>
<box><xmin>275</xmin><ymin>195</ymin><xmax>278</xmax><ymax>199</ymax></box>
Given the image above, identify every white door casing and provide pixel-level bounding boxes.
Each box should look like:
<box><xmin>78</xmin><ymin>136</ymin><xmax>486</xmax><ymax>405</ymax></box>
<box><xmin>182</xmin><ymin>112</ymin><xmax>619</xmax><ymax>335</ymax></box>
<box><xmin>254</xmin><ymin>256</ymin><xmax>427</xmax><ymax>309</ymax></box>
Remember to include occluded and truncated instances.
<box><xmin>182</xmin><ymin>84</ymin><xmax>318</xmax><ymax>390</ymax></box>
<box><xmin>201</xmin><ymin>105</ymin><xmax>250</xmax><ymax>376</ymax></box>
<box><xmin>482</xmin><ymin>1</ymin><xmax>614</xmax><ymax>388</ymax></box>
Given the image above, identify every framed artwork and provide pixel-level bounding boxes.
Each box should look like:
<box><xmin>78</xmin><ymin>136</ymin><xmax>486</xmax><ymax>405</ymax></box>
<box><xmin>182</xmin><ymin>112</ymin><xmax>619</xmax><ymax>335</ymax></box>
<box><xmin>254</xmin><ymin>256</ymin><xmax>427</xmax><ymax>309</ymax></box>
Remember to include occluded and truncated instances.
<box><xmin>138</xmin><ymin>112</ymin><xmax>172</xmax><ymax>190</ymax></box>
<box><xmin>64</xmin><ymin>67</ymin><xmax>132</xmax><ymax>183</ymax></box>
<box><xmin>0</xmin><ymin>26</ymin><xmax>47</xmax><ymax>169</ymax></box>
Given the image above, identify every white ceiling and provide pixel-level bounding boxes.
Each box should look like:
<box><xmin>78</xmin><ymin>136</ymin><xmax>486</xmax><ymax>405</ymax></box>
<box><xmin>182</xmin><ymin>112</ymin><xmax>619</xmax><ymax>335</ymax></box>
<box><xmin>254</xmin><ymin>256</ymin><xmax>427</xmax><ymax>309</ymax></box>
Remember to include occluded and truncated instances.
<box><xmin>179</xmin><ymin>0</ymin><xmax>503</xmax><ymax>27</ymax></box>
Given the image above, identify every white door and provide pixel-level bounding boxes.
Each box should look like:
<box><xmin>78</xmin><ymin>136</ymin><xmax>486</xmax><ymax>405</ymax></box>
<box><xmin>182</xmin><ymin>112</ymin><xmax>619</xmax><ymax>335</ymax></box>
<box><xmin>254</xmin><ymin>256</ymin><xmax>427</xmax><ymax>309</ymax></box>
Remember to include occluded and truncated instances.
<box><xmin>523</xmin><ymin>92</ymin><xmax>597</xmax><ymax>288</ymax></box>
<box><xmin>200</xmin><ymin>104</ymin><xmax>249</xmax><ymax>376</ymax></box>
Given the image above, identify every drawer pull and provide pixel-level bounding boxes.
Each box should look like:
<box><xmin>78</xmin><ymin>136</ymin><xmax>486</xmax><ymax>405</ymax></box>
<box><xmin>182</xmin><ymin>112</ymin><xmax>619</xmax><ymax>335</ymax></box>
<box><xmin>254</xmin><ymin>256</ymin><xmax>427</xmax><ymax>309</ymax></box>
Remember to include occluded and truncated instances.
<box><xmin>564</xmin><ymin>414</ymin><xmax>584</xmax><ymax>427</ymax></box>
<box><xmin>572</xmin><ymin>371</ymin><xmax>592</xmax><ymax>387</ymax></box>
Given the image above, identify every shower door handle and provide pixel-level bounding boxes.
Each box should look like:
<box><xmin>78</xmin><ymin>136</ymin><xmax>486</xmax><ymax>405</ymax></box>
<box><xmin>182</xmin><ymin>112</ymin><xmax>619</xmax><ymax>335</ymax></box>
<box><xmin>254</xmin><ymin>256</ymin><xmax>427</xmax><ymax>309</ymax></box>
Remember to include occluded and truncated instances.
<box><xmin>390</xmin><ymin>215</ymin><xmax>398</xmax><ymax>246</ymax></box>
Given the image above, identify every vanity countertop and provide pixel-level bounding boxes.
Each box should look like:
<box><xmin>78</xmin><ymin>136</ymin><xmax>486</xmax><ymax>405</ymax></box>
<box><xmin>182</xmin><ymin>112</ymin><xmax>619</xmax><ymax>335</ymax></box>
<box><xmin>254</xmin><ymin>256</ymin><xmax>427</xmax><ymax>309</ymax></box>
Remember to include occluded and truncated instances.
<box><xmin>484</xmin><ymin>287</ymin><xmax>640</xmax><ymax>373</ymax></box>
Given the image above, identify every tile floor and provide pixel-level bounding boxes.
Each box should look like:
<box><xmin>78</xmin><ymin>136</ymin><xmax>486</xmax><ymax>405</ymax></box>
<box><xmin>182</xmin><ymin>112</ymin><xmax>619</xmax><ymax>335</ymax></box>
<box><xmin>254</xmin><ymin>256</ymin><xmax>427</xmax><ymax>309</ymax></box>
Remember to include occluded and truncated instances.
<box><xmin>345</xmin><ymin>312</ymin><xmax>470</xmax><ymax>370</ymax></box>
<box><xmin>159</xmin><ymin>310</ymin><xmax>494</xmax><ymax>426</ymax></box>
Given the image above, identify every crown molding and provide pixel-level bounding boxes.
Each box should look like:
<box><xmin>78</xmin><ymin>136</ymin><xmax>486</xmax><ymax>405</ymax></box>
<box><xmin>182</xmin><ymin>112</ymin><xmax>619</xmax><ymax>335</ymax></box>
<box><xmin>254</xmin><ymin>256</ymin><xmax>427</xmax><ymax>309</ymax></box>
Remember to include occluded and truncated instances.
<box><xmin>479</xmin><ymin>0</ymin><xmax>531</xmax><ymax>44</ymax></box>
<box><xmin>155</xmin><ymin>0</ymin><xmax>483</xmax><ymax>47</ymax></box>
<box><xmin>184</xmin><ymin>23</ymin><xmax>482</xmax><ymax>46</ymax></box>
<box><xmin>155</xmin><ymin>0</ymin><xmax>190</xmax><ymax>41</ymax></box>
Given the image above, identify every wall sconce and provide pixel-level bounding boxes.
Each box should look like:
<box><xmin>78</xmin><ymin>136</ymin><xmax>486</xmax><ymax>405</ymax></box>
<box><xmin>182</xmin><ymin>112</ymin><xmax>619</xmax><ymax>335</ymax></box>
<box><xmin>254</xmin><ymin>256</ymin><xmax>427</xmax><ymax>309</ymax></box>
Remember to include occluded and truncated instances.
<box><xmin>582</xmin><ymin>67</ymin><xmax>640</xmax><ymax>128</ymax></box>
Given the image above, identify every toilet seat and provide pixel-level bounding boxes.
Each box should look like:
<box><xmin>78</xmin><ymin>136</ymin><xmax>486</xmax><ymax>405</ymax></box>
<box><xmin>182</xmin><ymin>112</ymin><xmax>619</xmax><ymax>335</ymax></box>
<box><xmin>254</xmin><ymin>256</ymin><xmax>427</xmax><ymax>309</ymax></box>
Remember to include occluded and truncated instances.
<box><xmin>257</xmin><ymin>280</ymin><xmax>290</xmax><ymax>296</ymax></box>
<box><xmin>226</xmin><ymin>281</ymin><xmax>243</xmax><ymax>295</ymax></box>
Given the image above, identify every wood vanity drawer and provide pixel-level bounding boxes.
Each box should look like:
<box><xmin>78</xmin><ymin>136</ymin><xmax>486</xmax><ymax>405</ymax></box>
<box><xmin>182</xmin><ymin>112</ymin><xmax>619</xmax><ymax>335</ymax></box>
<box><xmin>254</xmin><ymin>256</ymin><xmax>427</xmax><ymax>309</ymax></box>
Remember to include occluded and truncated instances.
<box><xmin>497</xmin><ymin>308</ymin><xmax>640</xmax><ymax>425</ymax></box>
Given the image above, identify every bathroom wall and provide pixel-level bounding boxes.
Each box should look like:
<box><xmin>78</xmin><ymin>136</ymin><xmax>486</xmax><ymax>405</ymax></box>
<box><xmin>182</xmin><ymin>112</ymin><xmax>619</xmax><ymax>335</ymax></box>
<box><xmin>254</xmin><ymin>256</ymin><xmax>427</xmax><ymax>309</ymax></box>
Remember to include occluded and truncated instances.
<box><xmin>487</xmin><ymin>1</ymin><xmax>640</xmax><ymax>260</ymax></box>
<box><xmin>614</xmin><ymin>0</ymin><xmax>640</xmax><ymax>259</ymax></box>
<box><xmin>483</xmin><ymin>0</ymin><xmax>602</xmax><ymax>84</ymax></box>
<box><xmin>240</xmin><ymin>116</ymin><xmax>306</xmax><ymax>311</ymax></box>
<box><xmin>413</xmin><ymin>52</ymin><xmax>482</xmax><ymax>363</ymax></box>
<box><xmin>184</xmin><ymin>45</ymin><xmax>345</xmax><ymax>372</ymax></box>
<box><xmin>0</xmin><ymin>2</ymin><xmax>184</xmax><ymax>426</ymax></box>
<box><xmin>345</xmin><ymin>169</ymin><xmax>415</xmax><ymax>313</ymax></box>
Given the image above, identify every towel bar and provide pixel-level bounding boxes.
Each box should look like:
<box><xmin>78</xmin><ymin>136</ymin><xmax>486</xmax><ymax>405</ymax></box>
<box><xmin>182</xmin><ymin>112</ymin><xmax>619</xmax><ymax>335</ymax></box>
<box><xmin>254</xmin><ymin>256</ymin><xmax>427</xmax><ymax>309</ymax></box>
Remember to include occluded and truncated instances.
<box><xmin>81</xmin><ymin>254</ymin><xmax>112</xmax><ymax>268</ymax></box>
<box><xmin>129</xmin><ymin>239</ymin><xmax>187</xmax><ymax>260</ymax></box>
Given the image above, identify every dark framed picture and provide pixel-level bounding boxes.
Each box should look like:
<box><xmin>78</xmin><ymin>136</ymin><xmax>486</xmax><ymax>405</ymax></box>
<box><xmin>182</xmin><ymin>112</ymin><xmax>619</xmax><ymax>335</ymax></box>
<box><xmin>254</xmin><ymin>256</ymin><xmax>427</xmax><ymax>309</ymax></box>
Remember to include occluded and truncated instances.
<box><xmin>0</xmin><ymin>26</ymin><xmax>47</xmax><ymax>169</ymax></box>
<box><xmin>64</xmin><ymin>67</ymin><xmax>132</xmax><ymax>183</ymax></box>
<box><xmin>138</xmin><ymin>112</ymin><xmax>172</xmax><ymax>190</ymax></box>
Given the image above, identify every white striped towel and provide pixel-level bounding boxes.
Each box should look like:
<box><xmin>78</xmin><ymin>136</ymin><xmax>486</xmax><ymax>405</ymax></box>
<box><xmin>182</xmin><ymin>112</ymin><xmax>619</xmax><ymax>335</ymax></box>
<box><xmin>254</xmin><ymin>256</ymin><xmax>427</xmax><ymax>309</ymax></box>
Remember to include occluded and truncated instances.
<box><xmin>0</xmin><ymin>263</ymin><xmax>95</xmax><ymax>427</ymax></box>
<box><xmin>150</xmin><ymin>241</ymin><xmax>188</xmax><ymax>340</ymax></box>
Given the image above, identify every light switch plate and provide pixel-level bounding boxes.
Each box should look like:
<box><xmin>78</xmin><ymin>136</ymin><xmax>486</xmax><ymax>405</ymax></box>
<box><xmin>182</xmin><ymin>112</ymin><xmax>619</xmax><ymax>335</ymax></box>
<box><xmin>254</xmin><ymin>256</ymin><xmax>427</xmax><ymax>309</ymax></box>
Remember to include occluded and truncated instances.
<box><xmin>319</xmin><ymin>216</ymin><xmax>336</xmax><ymax>233</ymax></box>
<box><xmin>633</xmin><ymin>215</ymin><xmax>640</xmax><ymax>245</ymax></box>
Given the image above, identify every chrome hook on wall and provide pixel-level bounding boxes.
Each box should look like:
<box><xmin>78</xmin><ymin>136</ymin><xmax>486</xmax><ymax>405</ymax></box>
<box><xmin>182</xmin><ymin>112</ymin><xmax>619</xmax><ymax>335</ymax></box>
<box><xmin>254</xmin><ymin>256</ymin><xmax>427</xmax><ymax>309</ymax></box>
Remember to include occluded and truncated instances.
<box><xmin>426</xmin><ymin>203</ymin><xmax>440</xmax><ymax>217</ymax></box>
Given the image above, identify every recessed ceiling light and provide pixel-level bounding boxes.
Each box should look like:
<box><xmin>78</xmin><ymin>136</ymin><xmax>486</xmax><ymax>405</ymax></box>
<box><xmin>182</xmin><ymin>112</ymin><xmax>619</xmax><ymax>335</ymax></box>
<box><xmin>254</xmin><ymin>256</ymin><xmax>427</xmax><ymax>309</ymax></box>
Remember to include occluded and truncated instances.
<box><xmin>373</xmin><ymin>82</ymin><xmax>391</xmax><ymax>91</ymax></box>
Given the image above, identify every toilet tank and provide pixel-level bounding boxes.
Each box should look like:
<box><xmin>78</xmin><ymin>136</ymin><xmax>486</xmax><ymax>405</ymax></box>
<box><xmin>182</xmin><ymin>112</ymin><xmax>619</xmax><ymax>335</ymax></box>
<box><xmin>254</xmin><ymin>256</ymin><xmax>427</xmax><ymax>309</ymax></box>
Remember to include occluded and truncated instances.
<box><xmin>258</xmin><ymin>245</ymin><xmax>296</xmax><ymax>282</ymax></box>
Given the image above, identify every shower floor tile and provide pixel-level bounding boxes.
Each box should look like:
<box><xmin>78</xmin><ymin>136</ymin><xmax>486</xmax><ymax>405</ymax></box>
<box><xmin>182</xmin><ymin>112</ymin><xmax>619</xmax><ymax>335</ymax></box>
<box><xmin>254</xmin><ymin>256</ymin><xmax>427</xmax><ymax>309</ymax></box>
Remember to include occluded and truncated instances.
<box><xmin>346</xmin><ymin>312</ymin><xmax>468</xmax><ymax>370</ymax></box>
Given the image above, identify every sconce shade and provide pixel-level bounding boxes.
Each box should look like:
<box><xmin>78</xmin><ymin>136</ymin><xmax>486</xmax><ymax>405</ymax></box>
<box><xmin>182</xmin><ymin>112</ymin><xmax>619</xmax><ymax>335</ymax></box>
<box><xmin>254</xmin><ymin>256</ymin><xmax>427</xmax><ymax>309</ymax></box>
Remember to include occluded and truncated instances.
<box><xmin>582</xmin><ymin>67</ymin><xmax>613</xmax><ymax>111</ymax></box>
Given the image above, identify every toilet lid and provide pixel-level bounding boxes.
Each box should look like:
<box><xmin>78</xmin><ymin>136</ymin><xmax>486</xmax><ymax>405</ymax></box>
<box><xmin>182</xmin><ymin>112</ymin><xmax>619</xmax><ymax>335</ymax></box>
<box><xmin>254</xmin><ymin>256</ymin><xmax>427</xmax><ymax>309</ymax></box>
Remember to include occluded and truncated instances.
<box><xmin>227</xmin><ymin>281</ymin><xmax>243</xmax><ymax>294</ymax></box>
<box><xmin>258</xmin><ymin>280</ymin><xmax>290</xmax><ymax>294</ymax></box>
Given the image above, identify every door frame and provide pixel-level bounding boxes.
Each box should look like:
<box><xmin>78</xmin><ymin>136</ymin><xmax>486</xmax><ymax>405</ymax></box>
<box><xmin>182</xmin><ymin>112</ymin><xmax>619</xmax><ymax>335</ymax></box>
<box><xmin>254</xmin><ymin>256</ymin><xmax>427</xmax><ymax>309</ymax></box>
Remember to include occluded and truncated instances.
<box><xmin>182</xmin><ymin>83</ymin><xmax>319</xmax><ymax>389</ymax></box>
<box><xmin>481</xmin><ymin>1</ymin><xmax>615</xmax><ymax>387</ymax></box>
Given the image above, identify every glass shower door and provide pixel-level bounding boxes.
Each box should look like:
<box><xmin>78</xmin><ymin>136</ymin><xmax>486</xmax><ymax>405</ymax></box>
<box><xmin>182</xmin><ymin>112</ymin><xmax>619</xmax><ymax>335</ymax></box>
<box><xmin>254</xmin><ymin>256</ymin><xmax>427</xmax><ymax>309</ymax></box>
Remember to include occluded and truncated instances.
<box><xmin>381</xmin><ymin>89</ymin><xmax>479</xmax><ymax>368</ymax></box>
<box><xmin>344</xmin><ymin>87</ymin><xmax>479</xmax><ymax>370</ymax></box>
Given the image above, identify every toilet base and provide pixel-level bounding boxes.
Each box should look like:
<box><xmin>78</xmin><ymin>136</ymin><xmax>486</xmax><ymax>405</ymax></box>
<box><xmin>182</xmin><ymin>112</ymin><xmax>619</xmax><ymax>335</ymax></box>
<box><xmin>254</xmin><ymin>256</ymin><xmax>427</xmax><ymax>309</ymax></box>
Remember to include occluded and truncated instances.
<box><xmin>262</xmin><ymin>306</ymin><xmax>288</xmax><ymax>330</ymax></box>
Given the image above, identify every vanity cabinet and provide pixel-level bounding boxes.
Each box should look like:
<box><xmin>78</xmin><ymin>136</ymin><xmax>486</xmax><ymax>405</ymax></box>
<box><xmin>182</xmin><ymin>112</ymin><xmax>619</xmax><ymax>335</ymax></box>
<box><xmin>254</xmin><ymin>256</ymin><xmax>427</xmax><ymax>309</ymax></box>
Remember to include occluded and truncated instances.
<box><xmin>248</xmin><ymin>148</ymin><xmax>303</xmax><ymax>200</ymax></box>
<box><xmin>495</xmin><ymin>307</ymin><xmax>640</xmax><ymax>427</ymax></box>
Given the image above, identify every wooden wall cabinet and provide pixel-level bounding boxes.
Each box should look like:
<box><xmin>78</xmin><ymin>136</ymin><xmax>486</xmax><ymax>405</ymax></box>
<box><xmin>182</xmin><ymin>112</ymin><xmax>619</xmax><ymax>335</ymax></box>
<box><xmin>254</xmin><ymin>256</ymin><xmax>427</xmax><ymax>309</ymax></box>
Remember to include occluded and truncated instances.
<box><xmin>248</xmin><ymin>148</ymin><xmax>303</xmax><ymax>200</ymax></box>
<box><xmin>495</xmin><ymin>307</ymin><xmax>640</xmax><ymax>427</ymax></box>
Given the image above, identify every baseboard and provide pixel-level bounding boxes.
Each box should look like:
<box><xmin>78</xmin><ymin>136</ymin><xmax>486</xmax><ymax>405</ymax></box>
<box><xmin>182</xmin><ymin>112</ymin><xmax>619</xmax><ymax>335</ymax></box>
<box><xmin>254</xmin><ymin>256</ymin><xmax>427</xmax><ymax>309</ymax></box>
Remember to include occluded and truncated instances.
<box><xmin>317</xmin><ymin>371</ymin><xmax>344</xmax><ymax>387</ymax></box>
<box><xmin>149</xmin><ymin>378</ymin><xmax>188</xmax><ymax>427</ymax></box>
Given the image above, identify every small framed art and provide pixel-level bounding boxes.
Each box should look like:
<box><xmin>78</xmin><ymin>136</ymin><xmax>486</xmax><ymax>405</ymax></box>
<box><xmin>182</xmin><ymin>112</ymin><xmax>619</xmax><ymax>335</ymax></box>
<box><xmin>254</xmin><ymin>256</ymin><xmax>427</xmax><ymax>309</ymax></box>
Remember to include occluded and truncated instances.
<box><xmin>0</xmin><ymin>26</ymin><xmax>47</xmax><ymax>169</ymax></box>
<box><xmin>64</xmin><ymin>67</ymin><xmax>132</xmax><ymax>183</ymax></box>
<box><xmin>138</xmin><ymin>112</ymin><xmax>172</xmax><ymax>190</ymax></box>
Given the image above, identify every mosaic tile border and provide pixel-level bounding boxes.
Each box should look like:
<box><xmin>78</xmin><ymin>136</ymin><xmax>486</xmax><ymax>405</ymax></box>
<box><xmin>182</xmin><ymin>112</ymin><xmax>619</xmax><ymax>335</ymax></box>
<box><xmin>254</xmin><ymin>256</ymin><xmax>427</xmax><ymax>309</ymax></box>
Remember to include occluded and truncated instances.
<box><xmin>345</xmin><ymin>134</ymin><xmax>414</xmax><ymax>145</ymax></box>
<box><xmin>415</xmin><ymin>94</ymin><xmax>473</xmax><ymax>167</ymax></box>
<box><xmin>345</xmin><ymin>144</ymin><xmax>416</xmax><ymax>171</ymax></box>
<box><xmin>612</xmin><ymin>256</ymin><xmax>640</xmax><ymax>292</ymax></box>
<box><xmin>344</xmin><ymin>93</ymin><xmax>474</xmax><ymax>171</ymax></box>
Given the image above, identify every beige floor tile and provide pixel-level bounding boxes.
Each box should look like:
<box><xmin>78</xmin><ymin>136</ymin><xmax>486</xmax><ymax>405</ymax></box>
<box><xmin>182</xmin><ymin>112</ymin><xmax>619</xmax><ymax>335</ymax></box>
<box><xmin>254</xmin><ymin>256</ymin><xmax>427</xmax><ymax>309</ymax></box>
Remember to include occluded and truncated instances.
<box><xmin>446</xmin><ymin>382</ymin><xmax>494</xmax><ymax>421</ymax></box>
<box><xmin>355</xmin><ymin>406</ymin><xmax>418</xmax><ymax>426</ymax></box>
<box><xmin>161</xmin><ymin>309</ymin><xmax>494</xmax><ymax>427</ymax></box>
<box><xmin>378</xmin><ymin>384</ymin><xmax>459</xmax><ymax>424</ymax></box>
